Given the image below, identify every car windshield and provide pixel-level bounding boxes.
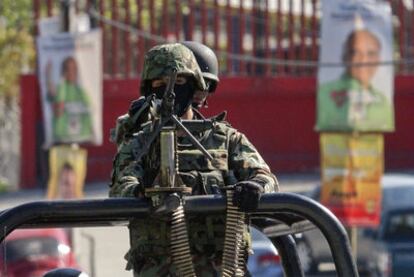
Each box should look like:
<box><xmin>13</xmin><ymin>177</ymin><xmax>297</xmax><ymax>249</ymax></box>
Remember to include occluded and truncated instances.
<box><xmin>251</xmin><ymin>227</ymin><xmax>266</xmax><ymax>241</ymax></box>
<box><xmin>383</xmin><ymin>211</ymin><xmax>414</xmax><ymax>240</ymax></box>
<box><xmin>1</xmin><ymin>237</ymin><xmax>60</xmax><ymax>263</ymax></box>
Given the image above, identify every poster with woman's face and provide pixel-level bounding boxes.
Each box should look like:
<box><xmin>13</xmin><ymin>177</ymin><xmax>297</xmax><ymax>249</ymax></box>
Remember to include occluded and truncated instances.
<box><xmin>37</xmin><ymin>30</ymin><xmax>102</xmax><ymax>148</ymax></box>
<box><xmin>316</xmin><ymin>0</ymin><xmax>394</xmax><ymax>132</ymax></box>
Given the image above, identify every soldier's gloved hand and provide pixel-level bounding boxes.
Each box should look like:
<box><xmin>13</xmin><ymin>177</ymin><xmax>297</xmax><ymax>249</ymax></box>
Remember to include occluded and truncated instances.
<box><xmin>232</xmin><ymin>181</ymin><xmax>264</xmax><ymax>212</ymax></box>
<box><xmin>120</xmin><ymin>176</ymin><xmax>144</xmax><ymax>197</ymax></box>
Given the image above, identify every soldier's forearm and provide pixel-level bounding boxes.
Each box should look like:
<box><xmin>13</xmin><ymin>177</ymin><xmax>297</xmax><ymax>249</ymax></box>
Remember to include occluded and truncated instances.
<box><xmin>249</xmin><ymin>173</ymin><xmax>279</xmax><ymax>193</ymax></box>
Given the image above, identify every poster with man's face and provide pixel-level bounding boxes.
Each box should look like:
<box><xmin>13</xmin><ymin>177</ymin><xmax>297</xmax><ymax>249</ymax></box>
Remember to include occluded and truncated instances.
<box><xmin>316</xmin><ymin>0</ymin><xmax>394</xmax><ymax>132</ymax></box>
<box><xmin>37</xmin><ymin>30</ymin><xmax>102</xmax><ymax>148</ymax></box>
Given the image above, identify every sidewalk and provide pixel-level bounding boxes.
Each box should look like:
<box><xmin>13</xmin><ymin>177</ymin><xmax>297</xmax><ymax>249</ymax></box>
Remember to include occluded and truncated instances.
<box><xmin>0</xmin><ymin>182</ymin><xmax>108</xmax><ymax>210</ymax></box>
<box><xmin>278</xmin><ymin>172</ymin><xmax>320</xmax><ymax>193</ymax></box>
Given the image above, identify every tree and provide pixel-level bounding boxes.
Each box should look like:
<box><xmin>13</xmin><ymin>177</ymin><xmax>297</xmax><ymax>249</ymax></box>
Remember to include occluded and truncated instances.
<box><xmin>0</xmin><ymin>0</ymin><xmax>35</xmax><ymax>99</ymax></box>
<box><xmin>0</xmin><ymin>0</ymin><xmax>35</xmax><ymax>191</ymax></box>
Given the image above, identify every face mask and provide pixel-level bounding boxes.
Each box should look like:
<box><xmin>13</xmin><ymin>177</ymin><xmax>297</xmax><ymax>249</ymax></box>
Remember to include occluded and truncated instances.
<box><xmin>151</xmin><ymin>85</ymin><xmax>166</xmax><ymax>99</ymax></box>
<box><xmin>173</xmin><ymin>82</ymin><xmax>195</xmax><ymax>117</ymax></box>
<box><xmin>150</xmin><ymin>81</ymin><xmax>195</xmax><ymax>117</ymax></box>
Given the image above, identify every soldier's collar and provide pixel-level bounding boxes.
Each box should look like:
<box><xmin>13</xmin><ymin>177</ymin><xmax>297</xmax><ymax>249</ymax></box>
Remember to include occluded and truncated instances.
<box><xmin>192</xmin><ymin>108</ymin><xmax>227</xmax><ymax>122</ymax></box>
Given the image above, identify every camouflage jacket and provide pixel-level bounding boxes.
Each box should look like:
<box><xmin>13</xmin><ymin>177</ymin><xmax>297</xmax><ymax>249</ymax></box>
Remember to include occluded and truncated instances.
<box><xmin>110</xmin><ymin>114</ymin><xmax>278</xmax><ymax>197</ymax></box>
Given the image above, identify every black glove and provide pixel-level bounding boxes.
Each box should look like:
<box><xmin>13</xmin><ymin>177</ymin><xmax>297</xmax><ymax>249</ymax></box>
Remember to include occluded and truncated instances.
<box><xmin>232</xmin><ymin>181</ymin><xmax>264</xmax><ymax>212</ymax></box>
<box><xmin>128</xmin><ymin>97</ymin><xmax>146</xmax><ymax>117</ymax></box>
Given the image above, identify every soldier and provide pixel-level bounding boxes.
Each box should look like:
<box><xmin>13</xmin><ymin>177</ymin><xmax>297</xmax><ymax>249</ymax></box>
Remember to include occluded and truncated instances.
<box><xmin>110</xmin><ymin>41</ymin><xmax>220</xmax><ymax>147</ymax></box>
<box><xmin>181</xmin><ymin>41</ymin><xmax>219</xmax><ymax>109</ymax></box>
<box><xmin>110</xmin><ymin>43</ymin><xmax>278</xmax><ymax>276</ymax></box>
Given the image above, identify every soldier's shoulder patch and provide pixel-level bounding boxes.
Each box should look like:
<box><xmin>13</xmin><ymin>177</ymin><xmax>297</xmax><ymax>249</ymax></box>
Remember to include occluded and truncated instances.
<box><xmin>214</xmin><ymin>121</ymin><xmax>236</xmax><ymax>133</ymax></box>
<box><xmin>210</xmin><ymin>121</ymin><xmax>239</xmax><ymax>144</ymax></box>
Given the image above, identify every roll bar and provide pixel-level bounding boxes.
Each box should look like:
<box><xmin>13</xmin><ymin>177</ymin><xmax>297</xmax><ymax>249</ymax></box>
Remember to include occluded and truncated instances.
<box><xmin>0</xmin><ymin>193</ymin><xmax>358</xmax><ymax>277</ymax></box>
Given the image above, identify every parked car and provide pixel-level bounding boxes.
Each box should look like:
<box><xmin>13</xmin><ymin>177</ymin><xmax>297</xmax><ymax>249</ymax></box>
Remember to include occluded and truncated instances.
<box><xmin>0</xmin><ymin>228</ymin><xmax>79</xmax><ymax>277</ymax></box>
<box><xmin>295</xmin><ymin>174</ymin><xmax>414</xmax><ymax>275</ymax></box>
<box><xmin>369</xmin><ymin>207</ymin><xmax>414</xmax><ymax>277</ymax></box>
<box><xmin>248</xmin><ymin>227</ymin><xmax>284</xmax><ymax>277</ymax></box>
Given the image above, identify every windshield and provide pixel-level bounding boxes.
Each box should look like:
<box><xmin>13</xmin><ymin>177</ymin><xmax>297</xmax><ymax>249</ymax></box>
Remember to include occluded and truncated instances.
<box><xmin>1</xmin><ymin>237</ymin><xmax>60</xmax><ymax>263</ymax></box>
<box><xmin>383</xmin><ymin>211</ymin><xmax>414</xmax><ymax>240</ymax></box>
<box><xmin>382</xmin><ymin>187</ymin><xmax>414</xmax><ymax>210</ymax></box>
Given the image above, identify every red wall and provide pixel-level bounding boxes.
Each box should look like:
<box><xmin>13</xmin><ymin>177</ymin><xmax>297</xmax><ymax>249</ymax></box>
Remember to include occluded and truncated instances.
<box><xmin>19</xmin><ymin>75</ymin><xmax>414</xmax><ymax>188</ymax></box>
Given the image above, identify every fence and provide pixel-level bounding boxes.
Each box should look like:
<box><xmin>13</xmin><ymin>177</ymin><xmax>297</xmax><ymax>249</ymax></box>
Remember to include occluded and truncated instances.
<box><xmin>19</xmin><ymin>74</ymin><xmax>414</xmax><ymax>188</ymax></box>
<box><xmin>33</xmin><ymin>0</ymin><xmax>414</xmax><ymax>78</ymax></box>
<box><xmin>21</xmin><ymin>0</ymin><xmax>414</xmax><ymax>188</ymax></box>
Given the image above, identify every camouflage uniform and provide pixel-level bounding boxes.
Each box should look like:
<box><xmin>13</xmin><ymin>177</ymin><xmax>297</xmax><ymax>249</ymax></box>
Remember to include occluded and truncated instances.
<box><xmin>109</xmin><ymin>43</ymin><xmax>278</xmax><ymax>277</ymax></box>
<box><xmin>110</xmin><ymin>96</ymin><xmax>147</xmax><ymax>149</ymax></box>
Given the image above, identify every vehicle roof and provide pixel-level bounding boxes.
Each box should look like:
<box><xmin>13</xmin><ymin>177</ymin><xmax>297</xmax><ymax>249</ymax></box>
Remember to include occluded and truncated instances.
<box><xmin>5</xmin><ymin>228</ymin><xmax>69</xmax><ymax>243</ymax></box>
<box><xmin>382</xmin><ymin>174</ymin><xmax>414</xmax><ymax>188</ymax></box>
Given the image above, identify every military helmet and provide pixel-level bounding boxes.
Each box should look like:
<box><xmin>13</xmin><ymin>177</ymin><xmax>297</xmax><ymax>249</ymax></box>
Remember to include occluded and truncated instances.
<box><xmin>140</xmin><ymin>43</ymin><xmax>206</xmax><ymax>96</ymax></box>
<box><xmin>181</xmin><ymin>41</ymin><xmax>219</xmax><ymax>92</ymax></box>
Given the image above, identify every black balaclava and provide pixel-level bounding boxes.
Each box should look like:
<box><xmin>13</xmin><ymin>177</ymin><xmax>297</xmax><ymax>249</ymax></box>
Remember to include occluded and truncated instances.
<box><xmin>151</xmin><ymin>79</ymin><xmax>195</xmax><ymax>117</ymax></box>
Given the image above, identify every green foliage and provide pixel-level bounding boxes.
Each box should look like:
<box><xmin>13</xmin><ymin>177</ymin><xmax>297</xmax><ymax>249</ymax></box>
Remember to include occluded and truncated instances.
<box><xmin>0</xmin><ymin>0</ymin><xmax>35</xmax><ymax>99</ymax></box>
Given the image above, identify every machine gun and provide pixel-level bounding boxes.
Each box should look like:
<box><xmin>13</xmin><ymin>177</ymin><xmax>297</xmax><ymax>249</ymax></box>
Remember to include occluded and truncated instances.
<box><xmin>134</xmin><ymin>70</ymin><xmax>220</xmax><ymax>276</ymax></box>
<box><xmin>141</xmin><ymin>70</ymin><xmax>213</xmax><ymax>195</ymax></box>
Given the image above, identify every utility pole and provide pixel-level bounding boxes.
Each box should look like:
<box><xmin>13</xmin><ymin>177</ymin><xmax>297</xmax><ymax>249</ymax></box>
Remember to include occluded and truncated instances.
<box><xmin>89</xmin><ymin>0</ymin><xmax>98</xmax><ymax>29</ymax></box>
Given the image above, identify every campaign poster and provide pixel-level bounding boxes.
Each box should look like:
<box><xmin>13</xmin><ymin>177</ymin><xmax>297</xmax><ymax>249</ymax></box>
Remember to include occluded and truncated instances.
<box><xmin>37</xmin><ymin>30</ymin><xmax>102</xmax><ymax>148</ymax></box>
<box><xmin>320</xmin><ymin>133</ymin><xmax>383</xmax><ymax>227</ymax></box>
<box><xmin>316</xmin><ymin>0</ymin><xmax>394</xmax><ymax>132</ymax></box>
<box><xmin>37</xmin><ymin>14</ymin><xmax>91</xmax><ymax>36</ymax></box>
<box><xmin>46</xmin><ymin>145</ymin><xmax>87</xmax><ymax>199</ymax></box>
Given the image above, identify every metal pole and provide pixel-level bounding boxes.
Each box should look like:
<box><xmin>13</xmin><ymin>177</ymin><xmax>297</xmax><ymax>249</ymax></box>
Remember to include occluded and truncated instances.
<box><xmin>81</xmin><ymin>232</ymin><xmax>96</xmax><ymax>277</ymax></box>
<box><xmin>351</xmin><ymin>226</ymin><xmax>358</xmax><ymax>261</ymax></box>
<box><xmin>60</xmin><ymin>0</ymin><xmax>76</xmax><ymax>32</ymax></box>
<box><xmin>89</xmin><ymin>0</ymin><xmax>98</xmax><ymax>29</ymax></box>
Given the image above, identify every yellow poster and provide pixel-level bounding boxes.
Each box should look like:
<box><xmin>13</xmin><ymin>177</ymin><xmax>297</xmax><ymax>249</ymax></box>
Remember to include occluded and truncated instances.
<box><xmin>46</xmin><ymin>145</ymin><xmax>87</xmax><ymax>199</ymax></box>
<box><xmin>320</xmin><ymin>133</ymin><xmax>383</xmax><ymax>227</ymax></box>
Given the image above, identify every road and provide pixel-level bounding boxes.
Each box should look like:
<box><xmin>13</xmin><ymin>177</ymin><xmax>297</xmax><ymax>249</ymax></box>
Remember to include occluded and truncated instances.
<box><xmin>0</xmin><ymin>174</ymin><xmax>322</xmax><ymax>277</ymax></box>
